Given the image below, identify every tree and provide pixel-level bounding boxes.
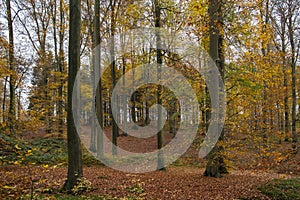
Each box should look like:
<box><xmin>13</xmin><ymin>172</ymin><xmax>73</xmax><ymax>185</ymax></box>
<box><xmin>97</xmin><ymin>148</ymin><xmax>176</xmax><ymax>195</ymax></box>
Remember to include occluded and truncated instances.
<box><xmin>15</xmin><ymin>0</ymin><xmax>55</xmax><ymax>133</ymax></box>
<box><xmin>89</xmin><ymin>0</ymin><xmax>97</xmax><ymax>153</ymax></box>
<box><xmin>51</xmin><ymin>0</ymin><xmax>67</xmax><ymax>136</ymax></box>
<box><xmin>110</xmin><ymin>0</ymin><xmax>119</xmax><ymax>155</ymax></box>
<box><xmin>63</xmin><ymin>0</ymin><xmax>83</xmax><ymax>190</ymax></box>
<box><xmin>270</xmin><ymin>0</ymin><xmax>291</xmax><ymax>138</ymax></box>
<box><xmin>269</xmin><ymin>0</ymin><xmax>300</xmax><ymax>142</ymax></box>
<box><xmin>0</xmin><ymin>26</ymin><xmax>9</xmax><ymax>125</ymax></box>
<box><xmin>203</xmin><ymin>0</ymin><xmax>227</xmax><ymax>178</ymax></box>
<box><xmin>6</xmin><ymin>0</ymin><xmax>16</xmax><ymax>135</ymax></box>
<box><xmin>286</xmin><ymin>0</ymin><xmax>300</xmax><ymax>143</ymax></box>
<box><xmin>154</xmin><ymin>0</ymin><xmax>165</xmax><ymax>171</ymax></box>
<box><xmin>94</xmin><ymin>0</ymin><xmax>104</xmax><ymax>158</ymax></box>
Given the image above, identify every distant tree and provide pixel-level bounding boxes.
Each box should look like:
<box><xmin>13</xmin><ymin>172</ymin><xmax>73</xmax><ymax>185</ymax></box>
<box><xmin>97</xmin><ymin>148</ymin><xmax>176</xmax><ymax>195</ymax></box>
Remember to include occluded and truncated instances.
<box><xmin>6</xmin><ymin>0</ymin><xmax>16</xmax><ymax>135</ymax></box>
<box><xmin>95</xmin><ymin>0</ymin><xmax>104</xmax><ymax>158</ymax></box>
<box><xmin>15</xmin><ymin>0</ymin><xmax>55</xmax><ymax>133</ymax></box>
<box><xmin>109</xmin><ymin>0</ymin><xmax>120</xmax><ymax>155</ymax></box>
<box><xmin>269</xmin><ymin>0</ymin><xmax>300</xmax><ymax>143</ymax></box>
<box><xmin>154</xmin><ymin>0</ymin><xmax>165</xmax><ymax>171</ymax></box>
<box><xmin>0</xmin><ymin>23</ymin><xmax>9</xmax><ymax>125</ymax></box>
<box><xmin>286</xmin><ymin>0</ymin><xmax>300</xmax><ymax>143</ymax></box>
<box><xmin>50</xmin><ymin>0</ymin><xmax>67</xmax><ymax>136</ymax></box>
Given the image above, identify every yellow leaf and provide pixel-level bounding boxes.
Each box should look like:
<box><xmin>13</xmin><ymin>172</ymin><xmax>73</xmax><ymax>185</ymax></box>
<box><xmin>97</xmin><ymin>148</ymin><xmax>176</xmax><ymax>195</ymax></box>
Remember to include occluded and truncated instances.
<box><xmin>13</xmin><ymin>161</ymin><xmax>21</xmax><ymax>165</ymax></box>
<box><xmin>25</xmin><ymin>150</ymin><xmax>32</xmax><ymax>157</ymax></box>
<box><xmin>14</xmin><ymin>144</ymin><xmax>21</xmax><ymax>150</ymax></box>
<box><xmin>1</xmin><ymin>122</ymin><xmax>6</xmax><ymax>128</ymax></box>
<box><xmin>3</xmin><ymin>185</ymin><xmax>16</xmax><ymax>189</ymax></box>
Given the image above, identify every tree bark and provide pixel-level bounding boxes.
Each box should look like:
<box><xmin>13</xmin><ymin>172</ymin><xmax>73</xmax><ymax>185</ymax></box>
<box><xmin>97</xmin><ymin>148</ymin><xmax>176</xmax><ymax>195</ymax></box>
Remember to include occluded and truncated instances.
<box><xmin>63</xmin><ymin>0</ymin><xmax>83</xmax><ymax>191</ymax></box>
<box><xmin>288</xmin><ymin>1</ymin><xmax>298</xmax><ymax>143</ymax></box>
<box><xmin>95</xmin><ymin>0</ymin><xmax>104</xmax><ymax>158</ymax></box>
<box><xmin>58</xmin><ymin>0</ymin><xmax>66</xmax><ymax>136</ymax></box>
<box><xmin>154</xmin><ymin>0</ymin><xmax>165</xmax><ymax>171</ymax></box>
<box><xmin>6</xmin><ymin>0</ymin><xmax>16</xmax><ymax>135</ymax></box>
<box><xmin>2</xmin><ymin>77</ymin><xmax>8</xmax><ymax>123</ymax></box>
<box><xmin>122</xmin><ymin>56</ymin><xmax>128</xmax><ymax>136</ymax></box>
<box><xmin>51</xmin><ymin>0</ymin><xmax>65</xmax><ymax>136</ymax></box>
<box><xmin>110</xmin><ymin>0</ymin><xmax>119</xmax><ymax>155</ymax></box>
<box><xmin>89</xmin><ymin>0</ymin><xmax>96</xmax><ymax>152</ymax></box>
<box><xmin>203</xmin><ymin>0</ymin><xmax>227</xmax><ymax>177</ymax></box>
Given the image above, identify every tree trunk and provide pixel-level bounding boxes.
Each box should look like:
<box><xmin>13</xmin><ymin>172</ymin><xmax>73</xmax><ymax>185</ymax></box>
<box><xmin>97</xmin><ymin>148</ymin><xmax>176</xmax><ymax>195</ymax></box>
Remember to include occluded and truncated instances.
<box><xmin>63</xmin><ymin>0</ymin><xmax>83</xmax><ymax>191</ymax></box>
<box><xmin>203</xmin><ymin>0</ymin><xmax>227</xmax><ymax>177</ymax></box>
<box><xmin>131</xmin><ymin>90</ymin><xmax>137</xmax><ymax>123</ymax></box>
<box><xmin>6</xmin><ymin>0</ymin><xmax>16</xmax><ymax>135</ymax></box>
<box><xmin>281</xmin><ymin>26</ymin><xmax>290</xmax><ymax>140</ymax></box>
<box><xmin>168</xmin><ymin>97</ymin><xmax>176</xmax><ymax>135</ymax></box>
<box><xmin>51</xmin><ymin>0</ymin><xmax>59</xmax><ymax>134</ymax></box>
<box><xmin>51</xmin><ymin>0</ymin><xmax>65</xmax><ymax>137</ymax></box>
<box><xmin>110</xmin><ymin>0</ymin><xmax>119</xmax><ymax>155</ymax></box>
<box><xmin>154</xmin><ymin>0</ymin><xmax>165</xmax><ymax>171</ymax></box>
<box><xmin>122</xmin><ymin>56</ymin><xmax>128</xmax><ymax>136</ymax></box>
<box><xmin>288</xmin><ymin>3</ymin><xmax>298</xmax><ymax>143</ymax></box>
<box><xmin>94</xmin><ymin>0</ymin><xmax>104</xmax><ymax>157</ymax></box>
<box><xmin>58</xmin><ymin>0</ymin><xmax>66</xmax><ymax>136</ymax></box>
<box><xmin>2</xmin><ymin>77</ymin><xmax>8</xmax><ymax>123</ymax></box>
<box><xmin>89</xmin><ymin>0</ymin><xmax>96</xmax><ymax>152</ymax></box>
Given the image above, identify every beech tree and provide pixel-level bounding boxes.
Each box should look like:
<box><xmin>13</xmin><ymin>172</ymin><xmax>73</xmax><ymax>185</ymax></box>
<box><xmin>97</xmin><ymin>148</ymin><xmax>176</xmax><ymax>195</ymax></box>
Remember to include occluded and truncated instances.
<box><xmin>50</xmin><ymin>0</ymin><xmax>67</xmax><ymax>136</ymax></box>
<box><xmin>6</xmin><ymin>0</ymin><xmax>16</xmax><ymax>135</ymax></box>
<box><xmin>95</xmin><ymin>0</ymin><xmax>104</xmax><ymax>158</ymax></box>
<box><xmin>63</xmin><ymin>0</ymin><xmax>83</xmax><ymax>190</ymax></box>
<box><xmin>154</xmin><ymin>0</ymin><xmax>165</xmax><ymax>171</ymax></box>
<box><xmin>203</xmin><ymin>0</ymin><xmax>227</xmax><ymax>178</ymax></box>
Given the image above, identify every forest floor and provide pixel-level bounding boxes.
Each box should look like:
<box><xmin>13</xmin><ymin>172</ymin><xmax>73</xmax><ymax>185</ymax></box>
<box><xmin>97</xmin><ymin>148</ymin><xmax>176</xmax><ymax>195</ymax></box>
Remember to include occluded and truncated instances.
<box><xmin>1</xmin><ymin>125</ymin><xmax>300</xmax><ymax>199</ymax></box>
<box><xmin>1</xmin><ymin>164</ymin><xmax>298</xmax><ymax>200</ymax></box>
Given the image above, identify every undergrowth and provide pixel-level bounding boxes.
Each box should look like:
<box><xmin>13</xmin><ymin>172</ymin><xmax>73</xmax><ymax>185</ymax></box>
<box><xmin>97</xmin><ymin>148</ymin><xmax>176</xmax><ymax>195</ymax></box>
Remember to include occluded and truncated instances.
<box><xmin>258</xmin><ymin>178</ymin><xmax>300</xmax><ymax>200</ymax></box>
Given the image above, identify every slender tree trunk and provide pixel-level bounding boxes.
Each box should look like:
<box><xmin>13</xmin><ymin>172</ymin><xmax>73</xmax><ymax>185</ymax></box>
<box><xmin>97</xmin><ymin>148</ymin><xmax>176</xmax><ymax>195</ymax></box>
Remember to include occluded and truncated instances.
<box><xmin>52</xmin><ymin>0</ymin><xmax>59</xmax><ymax>134</ymax></box>
<box><xmin>291</xmin><ymin>59</ymin><xmax>297</xmax><ymax>143</ymax></box>
<box><xmin>52</xmin><ymin>0</ymin><xmax>65</xmax><ymax>136</ymax></box>
<box><xmin>94</xmin><ymin>0</ymin><xmax>104</xmax><ymax>158</ymax></box>
<box><xmin>122</xmin><ymin>56</ymin><xmax>128</xmax><ymax>136</ymax></box>
<box><xmin>6</xmin><ymin>0</ymin><xmax>16</xmax><ymax>135</ymax></box>
<box><xmin>288</xmin><ymin>5</ymin><xmax>298</xmax><ymax>143</ymax></box>
<box><xmin>168</xmin><ymin>97</ymin><xmax>176</xmax><ymax>135</ymax></box>
<box><xmin>154</xmin><ymin>0</ymin><xmax>165</xmax><ymax>171</ymax></box>
<box><xmin>58</xmin><ymin>0</ymin><xmax>66</xmax><ymax>136</ymax></box>
<box><xmin>131</xmin><ymin>88</ymin><xmax>137</xmax><ymax>123</ymax></box>
<box><xmin>280</xmin><ymin>28</ymin><xmax>290</xmax><ymax>140</ymax></box>
<box><xmin>145</xmin><ymin>101</ymin><xmax>150</xmax><ymax>125</ymax></box>
<box><xmin>260</xmin><ymin>0</ymin><xmax>270</xmax><ymax>140</ymax></box>
<box><xmin>89</xmin><ymin>0</ymin><xmax>96</xmax><ymax>152</ymax></box>
<box><xmin>110</xmin><ymin>0</ymin><xmax>118</xmax><ymax>155</ymax></box>
<box><xmin>2</xmin><ymin>77</ymin><xmax>8</xmax><ymax>123</ymax></box>
<box><xmin>17</xmin><ymin>90</ymin><xmax>21</xmax><ymax>120</ymax></box>
<box><xmin>63</xmin><ymin>0</ymin><xmax>83</xmax><ymax>191</ymax></box>
<box><xmin>144</xmin><ymin>51</ymin><xmax>151</xmax><ymax>126</ymax></box>
<box><xmin>284</xmin><ymin>73</ymin><xmax>290</xmax><ymax>138</ymax></box>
